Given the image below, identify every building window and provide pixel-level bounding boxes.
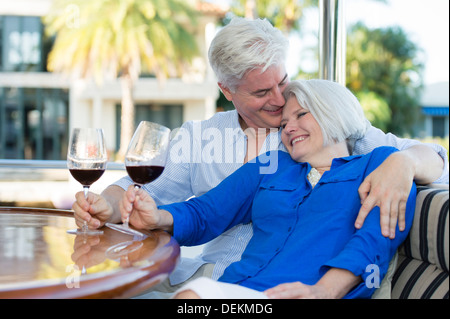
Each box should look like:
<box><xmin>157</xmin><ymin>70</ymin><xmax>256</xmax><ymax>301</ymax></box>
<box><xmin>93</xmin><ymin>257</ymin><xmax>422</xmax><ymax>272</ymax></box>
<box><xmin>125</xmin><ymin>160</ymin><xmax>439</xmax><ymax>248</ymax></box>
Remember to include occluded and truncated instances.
<box><xmin>432</xmin><ymin>117</ymin><xmax>446</xmax><ymax>138</ymax></box>
<box><xmin>0</xmin><ymin>87</ymin><xmax>69</xmax><ymax>160</ymax></box>
<box><xmin>0</xmin><ymin>16</ymin><xmax>44</xmax><ymax>72</ymax></box>
<box><xmin>115</xmin><ymin>103</ymin><xmax>183</xmax><ymax>152</ymax></box>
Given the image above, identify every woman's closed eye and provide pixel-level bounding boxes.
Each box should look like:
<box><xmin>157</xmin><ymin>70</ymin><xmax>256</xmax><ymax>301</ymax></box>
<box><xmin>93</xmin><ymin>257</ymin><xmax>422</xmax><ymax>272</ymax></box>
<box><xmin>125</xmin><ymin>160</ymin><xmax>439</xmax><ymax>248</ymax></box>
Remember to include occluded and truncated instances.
<box><xmin>297</xmin><ymin>111</ymin><xmax>309</xmax><ymax>119</ymax></box>
<box><xmin>280</xmin><ymin>111</ymin><xmax>309</xmax><ymax>129</ymax></box>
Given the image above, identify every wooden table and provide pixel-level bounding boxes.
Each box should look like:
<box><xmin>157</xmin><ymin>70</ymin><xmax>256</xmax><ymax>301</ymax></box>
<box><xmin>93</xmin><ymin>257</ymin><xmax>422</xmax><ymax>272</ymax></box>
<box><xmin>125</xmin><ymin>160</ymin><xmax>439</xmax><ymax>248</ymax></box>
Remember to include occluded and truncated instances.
<box><xmin>0</xmin><ymin>207</ymin><xmax>180</xmax><ymax>298</ymax></box>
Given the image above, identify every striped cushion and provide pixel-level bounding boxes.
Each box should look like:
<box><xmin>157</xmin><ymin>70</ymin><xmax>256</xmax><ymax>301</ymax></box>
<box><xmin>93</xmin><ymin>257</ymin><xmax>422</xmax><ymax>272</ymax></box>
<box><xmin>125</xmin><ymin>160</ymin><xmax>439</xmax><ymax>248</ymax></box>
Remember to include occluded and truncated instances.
<box><xmin>392</xmin><ymin>185</ymin><xmax>449</xmax><ymax>299</ymax></box>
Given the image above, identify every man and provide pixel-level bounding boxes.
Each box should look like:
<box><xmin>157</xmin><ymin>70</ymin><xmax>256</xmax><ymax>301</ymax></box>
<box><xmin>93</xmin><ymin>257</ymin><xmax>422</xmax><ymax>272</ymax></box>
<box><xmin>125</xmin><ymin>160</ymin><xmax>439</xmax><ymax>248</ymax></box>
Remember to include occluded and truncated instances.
<box><xmin>72</xmin><ymin>18</ymin><xmax>448</xmax><ymax>292</ymax></box>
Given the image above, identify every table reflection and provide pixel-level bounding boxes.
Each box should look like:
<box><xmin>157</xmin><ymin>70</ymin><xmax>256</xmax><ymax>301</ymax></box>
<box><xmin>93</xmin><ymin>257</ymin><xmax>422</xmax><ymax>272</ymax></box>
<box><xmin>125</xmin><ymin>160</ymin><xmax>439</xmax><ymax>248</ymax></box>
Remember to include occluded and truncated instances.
<box><xmin>0</xmin><ymin>208</ymin><xmax>179</xmax><ymax>298</ymax></box>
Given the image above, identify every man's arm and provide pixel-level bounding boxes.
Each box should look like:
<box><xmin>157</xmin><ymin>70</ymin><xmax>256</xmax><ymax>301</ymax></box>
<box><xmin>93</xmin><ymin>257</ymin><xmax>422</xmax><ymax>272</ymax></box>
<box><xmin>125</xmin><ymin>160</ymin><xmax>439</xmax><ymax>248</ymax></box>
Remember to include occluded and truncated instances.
<box><xmin>404</xmin><ymin>144</ymin><xmax>446</xmax><ymax>184</ymax></box>
<box><xmin>101</xmin><ymin>185</ymin><xmax>126</xmax><ymax>224</ymax></box>
<box><xmin>356</xmin><ymin>144</ymin><xmax>444</xmax><ymax>238</ymax></box>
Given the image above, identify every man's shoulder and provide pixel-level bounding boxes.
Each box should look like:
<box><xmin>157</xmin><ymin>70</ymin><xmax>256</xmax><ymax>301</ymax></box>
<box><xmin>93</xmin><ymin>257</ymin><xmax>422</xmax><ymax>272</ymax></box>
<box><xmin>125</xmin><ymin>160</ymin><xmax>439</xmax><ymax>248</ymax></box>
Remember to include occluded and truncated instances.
<box><xmin>180</xmin><ymin>110</ymin><xmax>239</xmax><ymax>131</ymax></box>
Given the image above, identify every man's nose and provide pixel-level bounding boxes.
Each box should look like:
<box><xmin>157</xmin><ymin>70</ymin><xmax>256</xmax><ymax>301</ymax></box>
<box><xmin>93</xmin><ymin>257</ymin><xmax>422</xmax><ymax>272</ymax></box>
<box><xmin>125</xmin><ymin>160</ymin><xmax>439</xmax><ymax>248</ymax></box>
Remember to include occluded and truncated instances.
<box><xmin>270</xmin><ymin>87</ymin><xmax>285</xmax><ymax>106</ymax></box>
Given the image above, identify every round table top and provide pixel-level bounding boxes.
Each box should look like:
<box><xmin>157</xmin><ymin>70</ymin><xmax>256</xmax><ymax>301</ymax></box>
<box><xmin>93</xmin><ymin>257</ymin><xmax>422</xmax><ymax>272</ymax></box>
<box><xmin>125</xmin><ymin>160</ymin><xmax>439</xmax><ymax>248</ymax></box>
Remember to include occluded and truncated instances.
<box><xmin>0</xmin><ymin>207</ymin><xmax>180</xmax><ymax>299</ymax></box>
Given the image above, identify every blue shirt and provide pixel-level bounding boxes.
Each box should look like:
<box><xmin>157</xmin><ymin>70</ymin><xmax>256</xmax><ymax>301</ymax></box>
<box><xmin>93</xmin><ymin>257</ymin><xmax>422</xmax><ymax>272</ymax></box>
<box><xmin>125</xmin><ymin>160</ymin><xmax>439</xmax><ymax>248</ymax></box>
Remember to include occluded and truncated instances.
<box><xmin>162</xmin><ymin>147</ymin><xmax>416</xmax><ymax>298</ymax></box>
<box><xmin>114</xmin><ymin>110</ymin><xmax>446</xmax><ymax>285</ymax></box>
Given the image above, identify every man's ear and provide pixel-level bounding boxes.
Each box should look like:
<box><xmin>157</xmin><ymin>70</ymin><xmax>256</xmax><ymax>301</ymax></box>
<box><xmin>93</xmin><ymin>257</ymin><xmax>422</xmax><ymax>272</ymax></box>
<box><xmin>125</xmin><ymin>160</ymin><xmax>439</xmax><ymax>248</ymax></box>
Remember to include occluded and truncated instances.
<box><xmin>218</xmin><ymin>83</ymin><xmax>233</xmax><ymax>101</ymax></box>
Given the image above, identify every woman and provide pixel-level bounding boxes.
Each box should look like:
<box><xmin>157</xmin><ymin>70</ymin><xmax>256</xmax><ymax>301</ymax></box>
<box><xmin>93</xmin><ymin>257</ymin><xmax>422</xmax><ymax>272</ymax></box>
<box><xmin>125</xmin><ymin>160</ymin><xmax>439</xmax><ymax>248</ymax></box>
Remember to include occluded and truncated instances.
<box><xmin>122</xmin><ymin>80</ymin><xmax>416</xmax><ymax>298</ymax></box>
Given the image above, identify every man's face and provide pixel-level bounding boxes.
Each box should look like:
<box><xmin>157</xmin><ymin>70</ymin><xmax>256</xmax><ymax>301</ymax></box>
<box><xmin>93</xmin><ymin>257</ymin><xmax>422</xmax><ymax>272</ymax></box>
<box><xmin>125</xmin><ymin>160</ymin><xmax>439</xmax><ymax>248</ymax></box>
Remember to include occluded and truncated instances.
<box><xmin>220</xmin><ymin>64</ymin><xmax>289</xmax><ymax>130</ymax></box>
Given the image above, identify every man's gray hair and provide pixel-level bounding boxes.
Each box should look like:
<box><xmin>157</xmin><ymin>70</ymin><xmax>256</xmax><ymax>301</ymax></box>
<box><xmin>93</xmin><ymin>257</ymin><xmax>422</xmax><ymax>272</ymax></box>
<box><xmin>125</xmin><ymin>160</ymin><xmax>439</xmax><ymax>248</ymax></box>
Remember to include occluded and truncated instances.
<box><xmin>208</xmin><ymin>17</ymin><xmax>289</xmax><ymax>92</ymax></box>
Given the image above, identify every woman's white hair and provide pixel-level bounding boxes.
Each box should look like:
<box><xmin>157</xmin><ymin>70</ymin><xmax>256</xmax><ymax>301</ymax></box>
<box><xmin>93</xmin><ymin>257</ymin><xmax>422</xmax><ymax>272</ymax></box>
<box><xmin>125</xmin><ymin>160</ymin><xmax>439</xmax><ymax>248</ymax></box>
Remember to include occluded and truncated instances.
<box><xmin>208</xmin><ymin>17</ymin><xmax>289</xmax><ymax>92</ymax></box>
<box><xmin>283</xmin><ymin>80</ymin><xmax>370</xmax><ymax>151</ymax></box>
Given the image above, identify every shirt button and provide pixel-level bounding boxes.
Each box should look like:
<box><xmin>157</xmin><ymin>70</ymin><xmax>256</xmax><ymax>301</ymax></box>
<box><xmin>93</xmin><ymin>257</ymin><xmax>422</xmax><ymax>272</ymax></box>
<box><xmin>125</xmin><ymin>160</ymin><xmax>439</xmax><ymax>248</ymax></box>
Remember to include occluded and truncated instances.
<box><xmin>288</xmin><ymin>227</ymin><xmax>292</xmax><ymax>232</ymax></box>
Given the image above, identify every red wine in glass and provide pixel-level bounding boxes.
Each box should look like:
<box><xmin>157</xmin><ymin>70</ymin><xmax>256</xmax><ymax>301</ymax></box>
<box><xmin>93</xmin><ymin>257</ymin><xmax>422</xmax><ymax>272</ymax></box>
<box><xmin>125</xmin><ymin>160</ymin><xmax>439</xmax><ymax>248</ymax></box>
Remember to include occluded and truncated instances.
<box><xmin>67</xmin><ymin>128</ymin><xmax>107</xmax><ymax>236</ymax></box>
<box><xmin>69</xmin><ymin>169</ymin><xmax>105</xmax><ymax>187</ymax></box>
<box><xmin>125</xmin><ymin>165</ymin><xmax>164</xmax><ymax>186</ymax></box>
<box><xmin>106</xmin><ymin>121</ymin><xmax>170</xmax><ymax>237</ymax></box>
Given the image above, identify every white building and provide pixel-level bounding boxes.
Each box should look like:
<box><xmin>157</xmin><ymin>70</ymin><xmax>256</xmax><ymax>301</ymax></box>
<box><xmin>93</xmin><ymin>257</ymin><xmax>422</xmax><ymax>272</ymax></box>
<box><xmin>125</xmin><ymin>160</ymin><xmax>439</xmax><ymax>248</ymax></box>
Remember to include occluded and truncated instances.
<box><xmin>0</xmin><ymin>0</ymin><xmax>226</xmax><ymax>159</ymax></box>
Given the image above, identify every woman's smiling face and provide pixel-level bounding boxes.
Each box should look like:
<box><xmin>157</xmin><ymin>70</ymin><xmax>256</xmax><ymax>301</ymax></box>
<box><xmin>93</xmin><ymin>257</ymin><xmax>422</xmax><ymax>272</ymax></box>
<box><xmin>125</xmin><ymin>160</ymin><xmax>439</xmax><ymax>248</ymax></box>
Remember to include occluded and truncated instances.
<box><xmin>280</xmin><ymin>95</ymin><xmax>324</xmax><ymax>163</ymax></box>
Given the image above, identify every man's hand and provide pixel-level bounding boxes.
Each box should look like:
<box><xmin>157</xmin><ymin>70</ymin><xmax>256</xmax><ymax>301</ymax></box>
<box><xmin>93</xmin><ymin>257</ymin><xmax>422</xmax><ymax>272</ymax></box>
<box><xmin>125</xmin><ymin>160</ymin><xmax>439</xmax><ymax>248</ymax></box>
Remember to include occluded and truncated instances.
<box><xmin>72</xmin><ymin>191</ymin><xmax>114</xmax><ymax>229</ymax></box>
<box><xmin>119</xmin><ymin>185</ymin><xmax>173</xmax><ymax>232</ymax></box>
<box><xmin>355</xmin><ymin>151</ymin><xmax>414</xmax><ymax>238</ymax></box>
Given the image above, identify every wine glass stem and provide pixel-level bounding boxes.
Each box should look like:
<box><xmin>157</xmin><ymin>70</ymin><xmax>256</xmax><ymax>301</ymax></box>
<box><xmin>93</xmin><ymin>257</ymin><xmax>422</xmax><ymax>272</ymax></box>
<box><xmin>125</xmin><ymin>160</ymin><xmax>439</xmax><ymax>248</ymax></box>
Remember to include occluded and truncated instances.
<box><xmin>124</xmin><ymin>184</ymin><xmax>141</xmax><ymax>228</ymax></box>
<box><xmin>82</xmin><ymin>186</ymin><xmax>89</xmax><ymax>232</ymax></box>
<box><xmin>83</xmin><ymin>186</ymin><xmax>89</xmax><ymax>199</ymax></box>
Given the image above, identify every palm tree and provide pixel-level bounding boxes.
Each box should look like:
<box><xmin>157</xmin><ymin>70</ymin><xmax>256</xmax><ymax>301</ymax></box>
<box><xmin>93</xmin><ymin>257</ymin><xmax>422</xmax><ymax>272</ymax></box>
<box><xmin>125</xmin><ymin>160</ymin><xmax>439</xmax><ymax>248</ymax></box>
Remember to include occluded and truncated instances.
<box><xmin>229</xmin><ymin>0</ymin><xmax>318</xmax><ymax>32</ymax></box>
<box><xmin>43</xmin><ymin>0</ymin><xmax>199</xmax><ymax>158</ymax></box>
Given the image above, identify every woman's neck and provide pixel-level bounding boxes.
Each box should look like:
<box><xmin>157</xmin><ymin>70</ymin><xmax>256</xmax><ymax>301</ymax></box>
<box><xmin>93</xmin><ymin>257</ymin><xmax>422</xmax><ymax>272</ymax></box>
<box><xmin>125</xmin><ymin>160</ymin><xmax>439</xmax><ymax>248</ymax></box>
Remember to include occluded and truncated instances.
<box><xmin>307</xmin><ymin>142</ymin><xmax>349</xmax><ymax>173</ymax></box>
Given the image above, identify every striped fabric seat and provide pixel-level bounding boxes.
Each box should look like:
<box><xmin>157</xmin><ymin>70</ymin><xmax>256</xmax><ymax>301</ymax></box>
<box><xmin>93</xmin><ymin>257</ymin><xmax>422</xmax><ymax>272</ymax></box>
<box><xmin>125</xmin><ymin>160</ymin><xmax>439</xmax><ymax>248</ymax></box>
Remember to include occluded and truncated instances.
<box><xmin>392</xmin><ymin>185</ymin><xmax>449</xmax><ymax>299</ymax></box>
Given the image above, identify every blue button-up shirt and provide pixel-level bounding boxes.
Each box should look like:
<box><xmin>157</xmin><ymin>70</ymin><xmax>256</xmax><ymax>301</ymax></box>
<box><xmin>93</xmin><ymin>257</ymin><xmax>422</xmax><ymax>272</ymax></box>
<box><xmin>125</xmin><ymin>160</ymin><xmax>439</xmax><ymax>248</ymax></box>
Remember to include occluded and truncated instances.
<box><xmin>163</xmin><ymin>147</ymin><xmax>416</xmax><ymax>298</ymax></box>
<box><xmin>113</xmin><ymin>110</ymin><xmax>447</xmax><ymax>285</ymax></box>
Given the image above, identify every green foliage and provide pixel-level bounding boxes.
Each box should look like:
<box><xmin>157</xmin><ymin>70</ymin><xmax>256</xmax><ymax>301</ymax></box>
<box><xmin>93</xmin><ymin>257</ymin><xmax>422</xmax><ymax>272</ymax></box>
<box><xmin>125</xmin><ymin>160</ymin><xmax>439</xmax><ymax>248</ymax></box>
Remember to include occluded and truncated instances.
<box><xmin>226</xmin><ymin>0</ymin><xmax>317</xmax><ymax>32</ymax></box>
<box><xmin>356</xmin><ymin>91</ymin><xmax>391</xmax><ymax>132</ymax></box>
<box><xmin>346</xmin><ymin>22</ymin><xmax>424</xmax><ymax>136</ymax></box>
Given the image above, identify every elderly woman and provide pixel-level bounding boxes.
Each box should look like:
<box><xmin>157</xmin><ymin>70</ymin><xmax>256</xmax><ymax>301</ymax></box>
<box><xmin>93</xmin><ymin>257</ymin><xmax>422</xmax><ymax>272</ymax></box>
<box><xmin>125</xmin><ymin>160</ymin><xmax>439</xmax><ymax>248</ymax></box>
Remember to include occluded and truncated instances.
<box><xmin>122</xmin><ymin>80</ymin><xmax>416</xmax><ymax>299</ymax></box>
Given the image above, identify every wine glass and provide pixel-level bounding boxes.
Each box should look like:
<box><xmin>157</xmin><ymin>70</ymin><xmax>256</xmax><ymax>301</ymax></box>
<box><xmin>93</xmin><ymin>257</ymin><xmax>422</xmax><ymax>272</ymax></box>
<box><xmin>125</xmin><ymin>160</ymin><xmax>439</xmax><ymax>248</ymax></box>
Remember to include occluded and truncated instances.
<box><xmin>67</xmin><ymin>128</ymin><xmax>107</xmax><ymax>235</ymax></box>
<box><xmin>106</xmin><ymin>121</ymin><xmax>170</xmax><ymax>237</ymax></box>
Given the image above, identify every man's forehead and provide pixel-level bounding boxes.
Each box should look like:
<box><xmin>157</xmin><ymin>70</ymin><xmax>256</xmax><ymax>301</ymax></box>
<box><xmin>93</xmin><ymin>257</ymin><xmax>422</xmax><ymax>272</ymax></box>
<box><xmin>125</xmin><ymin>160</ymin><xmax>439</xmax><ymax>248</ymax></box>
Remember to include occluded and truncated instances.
<box><xmin>242</xmin><ymin>67</ymin><xmax>287</xmax><ymax>90</ymax></box>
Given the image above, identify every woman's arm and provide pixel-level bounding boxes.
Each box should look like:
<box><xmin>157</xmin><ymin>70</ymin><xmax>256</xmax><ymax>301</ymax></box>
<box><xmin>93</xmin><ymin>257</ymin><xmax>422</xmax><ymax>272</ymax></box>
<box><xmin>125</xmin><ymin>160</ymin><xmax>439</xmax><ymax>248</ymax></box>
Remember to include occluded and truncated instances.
<box><xmin>161</xmin><ymin>159</ymin><xmax>264</xmax><ymax>245</ymax></box>
<box><xmin>127</xmin><ymin>154</ymin><xmax>271</xmax><ymax>246</ymax></box>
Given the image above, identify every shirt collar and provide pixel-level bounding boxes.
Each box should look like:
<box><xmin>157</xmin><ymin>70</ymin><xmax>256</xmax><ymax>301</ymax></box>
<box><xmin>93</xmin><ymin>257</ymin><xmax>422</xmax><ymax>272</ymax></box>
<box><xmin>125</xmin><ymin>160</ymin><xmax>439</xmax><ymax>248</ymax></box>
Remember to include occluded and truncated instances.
<box><xmin>320</xmin><ymin>154</ymin><xmax>364</xmax><ymax>184</ymax></box>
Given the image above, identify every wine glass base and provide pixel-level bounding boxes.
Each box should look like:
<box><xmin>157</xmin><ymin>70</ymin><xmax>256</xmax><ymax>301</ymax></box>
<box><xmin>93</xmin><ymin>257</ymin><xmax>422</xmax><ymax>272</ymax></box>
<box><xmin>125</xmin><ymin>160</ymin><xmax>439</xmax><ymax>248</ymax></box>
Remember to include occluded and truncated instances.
<box><xmin>105</xmin><ymin>223</ymin><xmax>146</xmax><ymax>238</ymax></box>
<box><xmin>67</xmin><ymin>228</ymin><xmax>104</xmax><ymax>235</ymax></box>
<box><xmin>105</xmin><ymin>241</ymin><xmax>144</xmax><ymax>259</ymax></box>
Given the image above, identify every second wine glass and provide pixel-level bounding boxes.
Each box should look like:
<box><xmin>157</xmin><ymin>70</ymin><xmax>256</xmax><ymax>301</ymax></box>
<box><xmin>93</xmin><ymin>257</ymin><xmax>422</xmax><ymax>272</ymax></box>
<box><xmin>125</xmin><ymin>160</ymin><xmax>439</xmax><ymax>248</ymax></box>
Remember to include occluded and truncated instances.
<box><xmin>106</xmin><ymin>121</ymin><xmax>170</xmax><ymax>237</ymax></box>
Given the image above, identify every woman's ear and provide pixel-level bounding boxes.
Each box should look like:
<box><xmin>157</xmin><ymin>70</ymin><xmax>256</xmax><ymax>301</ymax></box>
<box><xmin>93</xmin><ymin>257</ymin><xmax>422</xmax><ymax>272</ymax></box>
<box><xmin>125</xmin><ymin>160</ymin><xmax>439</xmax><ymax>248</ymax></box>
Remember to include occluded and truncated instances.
<box><xmin>218</xmin><ymin>83</ymin><xmax>233</xmax><ymax>101</ymax></box>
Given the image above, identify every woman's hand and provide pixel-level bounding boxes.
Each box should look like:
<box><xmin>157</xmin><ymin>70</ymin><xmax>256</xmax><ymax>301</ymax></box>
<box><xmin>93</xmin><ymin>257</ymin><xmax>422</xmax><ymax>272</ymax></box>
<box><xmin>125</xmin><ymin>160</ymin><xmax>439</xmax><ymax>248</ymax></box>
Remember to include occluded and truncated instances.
<box><xmin>264</xmin><ymin>282</ymin><xmax>334</xmax><ymax>299</ymax></box>
<box><xmin>119</xmin><ymin>185</ymin><xmax>173</xmax><ymax>232</ymax></box>
<box><xmin>264</xmin><ymin>268</ymin><xmax>360</xmax><ymax>299</ymax></box>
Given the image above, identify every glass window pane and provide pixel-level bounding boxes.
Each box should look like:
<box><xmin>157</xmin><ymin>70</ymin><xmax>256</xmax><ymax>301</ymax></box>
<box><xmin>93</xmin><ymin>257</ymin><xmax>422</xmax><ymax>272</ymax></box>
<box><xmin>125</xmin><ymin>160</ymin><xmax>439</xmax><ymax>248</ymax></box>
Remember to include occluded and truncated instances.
<box><xmin>2</xmin><ymin>16</ymin><xmax>42</xmax><ymax>72</ymax></box>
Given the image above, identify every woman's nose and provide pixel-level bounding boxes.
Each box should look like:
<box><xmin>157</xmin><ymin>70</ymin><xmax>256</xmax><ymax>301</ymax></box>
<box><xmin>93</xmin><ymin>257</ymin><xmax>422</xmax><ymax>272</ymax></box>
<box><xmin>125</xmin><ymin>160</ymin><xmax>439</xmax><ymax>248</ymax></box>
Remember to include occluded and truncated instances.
<box><xmin>283</xmin><ymin>122</ymin><xmax>297</xmax><ymax>134</ymax></box>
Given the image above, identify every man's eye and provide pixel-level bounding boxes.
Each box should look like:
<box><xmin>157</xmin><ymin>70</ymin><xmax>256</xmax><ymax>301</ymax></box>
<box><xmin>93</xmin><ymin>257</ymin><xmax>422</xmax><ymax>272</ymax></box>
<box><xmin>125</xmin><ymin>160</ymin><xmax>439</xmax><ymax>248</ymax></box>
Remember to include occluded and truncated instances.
<box><xmin>255</xmin><ymin>90</ymin><xmax>268</xmax><ymax>97</ymax></box>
